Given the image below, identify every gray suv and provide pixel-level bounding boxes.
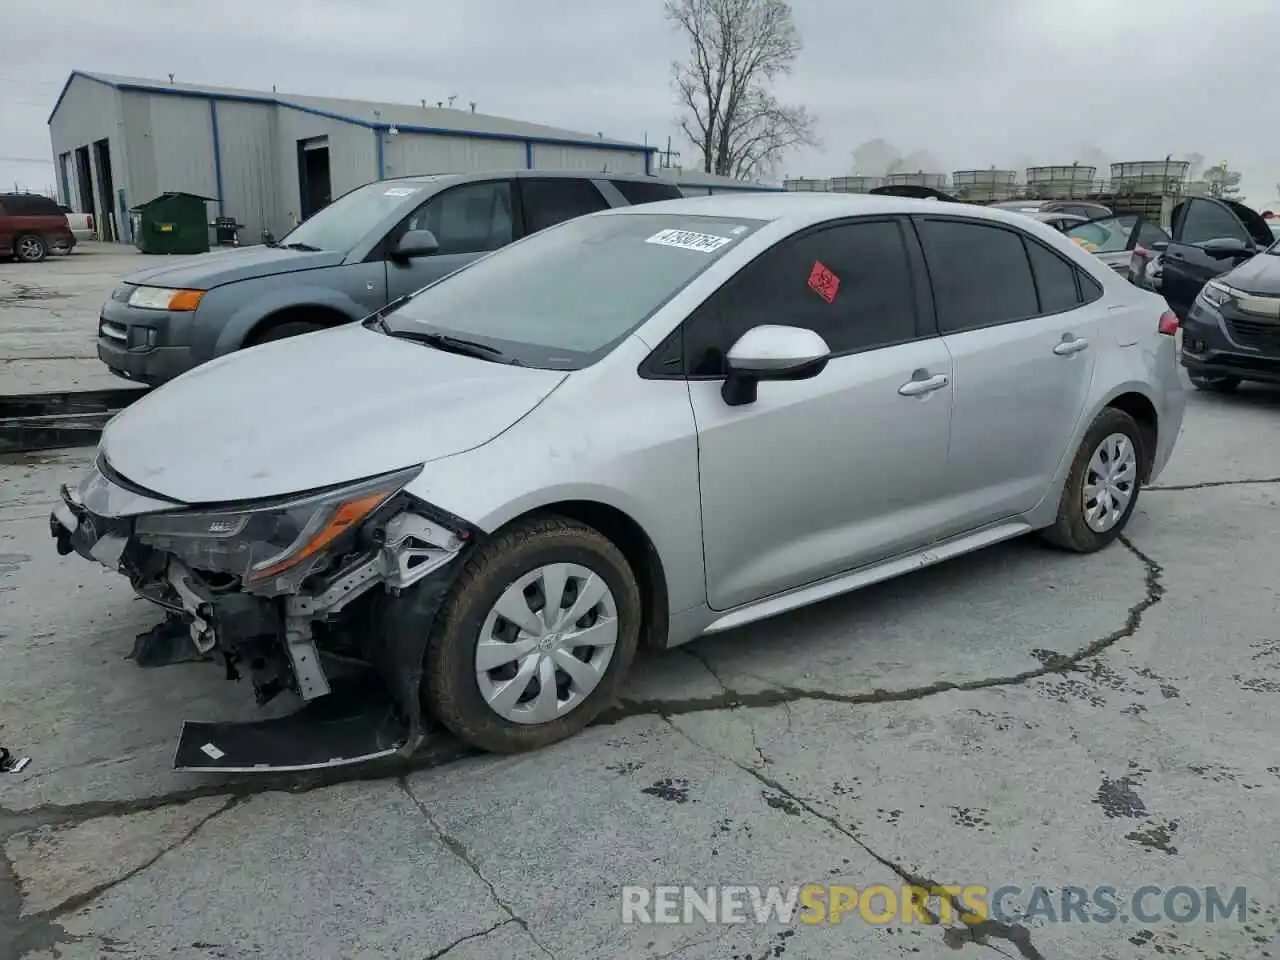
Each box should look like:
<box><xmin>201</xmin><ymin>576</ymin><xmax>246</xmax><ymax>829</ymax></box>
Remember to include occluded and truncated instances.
<box><xmin>97</xmin><ymin>171</ymin><xmax>683</xmax><ymax>384</ymax></box>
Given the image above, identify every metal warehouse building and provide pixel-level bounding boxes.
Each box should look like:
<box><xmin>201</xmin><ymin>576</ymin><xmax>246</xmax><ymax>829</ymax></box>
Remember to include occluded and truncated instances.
<box><xmin>48</xmin><ymin>70</ymin><xmax>658</xmax><ymax>244</ymax></box>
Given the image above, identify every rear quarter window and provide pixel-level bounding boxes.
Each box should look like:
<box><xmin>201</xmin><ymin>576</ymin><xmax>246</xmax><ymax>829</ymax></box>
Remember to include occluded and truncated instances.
<box><xmin>610</xmin><ymin>179</ymin><xmax>684</xmax><ymax>205</ymax></box>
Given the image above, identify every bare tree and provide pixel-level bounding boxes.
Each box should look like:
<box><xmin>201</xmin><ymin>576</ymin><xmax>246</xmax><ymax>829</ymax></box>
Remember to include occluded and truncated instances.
<box><xmin>665</xmin><ymin>0</ymin><xmax>818</xmax><ymax>180</ymax></box>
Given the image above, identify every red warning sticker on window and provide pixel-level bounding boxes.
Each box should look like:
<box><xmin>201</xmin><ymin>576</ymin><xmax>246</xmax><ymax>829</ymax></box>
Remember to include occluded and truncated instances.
<box><xmin>807</xmin><ymin>261</ymin><xmax>840</xmax><ymax>303</ymax></box>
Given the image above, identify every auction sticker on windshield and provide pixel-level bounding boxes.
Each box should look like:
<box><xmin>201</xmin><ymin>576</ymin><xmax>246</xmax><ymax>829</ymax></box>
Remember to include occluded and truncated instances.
<box><xmin>646</xmin><ymin>229</ymin><xmax>734</xmax><ymax>253</ymax></box>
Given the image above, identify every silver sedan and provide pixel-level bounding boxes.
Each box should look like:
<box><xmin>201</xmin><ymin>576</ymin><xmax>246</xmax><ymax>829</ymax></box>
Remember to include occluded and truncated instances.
<box><xmin>50</xmin><ymin>193</ymin><xmax>1186</xmax><ymax>765</ymax></box>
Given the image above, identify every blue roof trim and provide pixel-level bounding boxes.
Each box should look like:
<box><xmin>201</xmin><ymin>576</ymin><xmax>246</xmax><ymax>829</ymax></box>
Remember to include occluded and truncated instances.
<box><xmin>51</xmin><ymin>70</ymin><xmax>659</xmax><ymax>156</ymax></box>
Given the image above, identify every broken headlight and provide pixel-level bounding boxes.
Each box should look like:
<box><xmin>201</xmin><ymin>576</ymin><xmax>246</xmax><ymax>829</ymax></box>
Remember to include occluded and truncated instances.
<box><xmin>134</xmin><ymin>465</ymin><xmax>423</xmax><ymax>587</ymax></box>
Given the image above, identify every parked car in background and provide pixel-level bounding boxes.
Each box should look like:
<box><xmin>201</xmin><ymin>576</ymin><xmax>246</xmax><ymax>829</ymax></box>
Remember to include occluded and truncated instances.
<box><xmin>97</xmin><ymin>171</ymin><xmax>685</xmax><ymax>385</ymax></box>
<box><xmin>990</xmin><ymin>199</ymin><xmax>1114</xmax><ymax>220</ymax></box>
<box><xmin>1063</xmin><ymin>213</ymin><xmax>1170</xmax><ymax>276</ymax></box>
<box><xmin>1026</xmin><ymin>211</ymin><xmax>1089</xmax><ymax>233</ymax></box>
<box><xmin>1133</xmin><ymin>196</ymin><xmax>1274</xmax><ymax>318</ymax></box>
<box><xmin>1178</xmin><ymin>239</ymin><xmax>1280</xmax><ymax>392</ymax></box>
<box><xmin>54</xmin><ymin>194</ymin><xmax>1185</xmax><ymax>763</ymax></box>
<box><xmin>58</xmin><ymin>205</ymin><xmax>96</xmax><ymax>242</ymax></box>
<box><xmin>0</xmin><ymin>193</ymin><xmax>76</xmax><ymax>263</ymax></box>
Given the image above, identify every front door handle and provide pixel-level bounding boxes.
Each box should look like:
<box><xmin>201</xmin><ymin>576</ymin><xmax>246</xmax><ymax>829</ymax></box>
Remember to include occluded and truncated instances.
<box><xmin>1054</xmin><ymin>337</ymin><xmax>1090</xmax><ymax>356</ymax></box>
<box><xmin>898</xmin><ymin>373</ymin><xmax>949</xmax><ymax>397</ymax></box>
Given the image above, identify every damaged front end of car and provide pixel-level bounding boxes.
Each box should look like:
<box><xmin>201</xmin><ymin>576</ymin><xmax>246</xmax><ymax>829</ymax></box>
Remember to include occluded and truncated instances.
<box><xmin>50</xmin><ymin>455</ymin><xmax>476</xmax><ymax>772</ymax></box>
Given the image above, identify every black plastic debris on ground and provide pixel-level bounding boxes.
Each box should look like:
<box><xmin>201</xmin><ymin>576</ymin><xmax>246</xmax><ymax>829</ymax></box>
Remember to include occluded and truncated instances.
<box><xmin>0</xmin><ymin>387</ymin><xmax>148</xmax><ymax>455</ymax></box>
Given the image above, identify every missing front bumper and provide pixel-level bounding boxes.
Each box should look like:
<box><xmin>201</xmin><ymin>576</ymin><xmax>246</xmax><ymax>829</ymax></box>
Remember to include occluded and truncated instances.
<box><xmin>50</xmin><ymin>485</ymin><xmax>473</xmax><ymax>773</ymax></box>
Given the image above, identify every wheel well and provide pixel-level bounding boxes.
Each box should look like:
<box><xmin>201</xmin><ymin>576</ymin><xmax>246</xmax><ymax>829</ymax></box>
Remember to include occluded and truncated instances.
<box><xmin>515</xmin><ymin>501</ymin><xmax>671</xmax><ymax>651</ymax></box>
<box><xmin>1107</xmin><ymin>392</ymin><xmax>1158</xmax><ymax>481</ymax></box>
<box><xmin>246</xmin><ymin>306</ymin><xmax>351</xmax><ymax>345</ymax></box>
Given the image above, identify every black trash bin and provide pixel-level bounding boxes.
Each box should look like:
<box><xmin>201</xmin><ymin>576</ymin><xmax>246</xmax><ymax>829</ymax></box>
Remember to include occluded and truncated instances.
<box><xmin>129</xmin><ymin>192</ymin><xmax>215</xmax><ymax>254</ymax></box>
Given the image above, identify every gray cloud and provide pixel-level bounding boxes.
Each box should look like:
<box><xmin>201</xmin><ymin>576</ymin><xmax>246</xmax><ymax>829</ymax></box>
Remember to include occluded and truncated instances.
<box><xmin>2</xmin><ymin>0</ymin><xmax>1278</xmax><ymax>201</ymax></box>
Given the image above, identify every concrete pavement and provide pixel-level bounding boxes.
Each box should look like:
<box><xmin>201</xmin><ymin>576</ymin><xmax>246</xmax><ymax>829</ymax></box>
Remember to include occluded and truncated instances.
<box><xmin>1</xmin><ymin>381</ymin><xmax>1278</xmax><ymax>959</ymax></box>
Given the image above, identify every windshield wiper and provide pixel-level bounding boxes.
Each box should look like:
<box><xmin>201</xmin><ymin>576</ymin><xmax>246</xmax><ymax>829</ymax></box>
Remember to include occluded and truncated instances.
<box><xmin>386</xmin><ymin>329</ymin><xmax>510</xmax><ymax>363</ymax></box>
<box><xmin>278</xmin><ymin>241</ymin><xmax>322</xmax><ymax>252</ymax></box>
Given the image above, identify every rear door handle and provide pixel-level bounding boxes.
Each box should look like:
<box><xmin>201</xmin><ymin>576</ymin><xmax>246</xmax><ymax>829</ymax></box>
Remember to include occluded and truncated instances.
<box><xmin>898</xmin><ymin>373</ymin><xmax>949</xmax><ymax>396</ymax></box>
<box><xmin>1054</xmin><ymin>338</ymin><xmax>1090</xmax><ymax>356</ymax></box>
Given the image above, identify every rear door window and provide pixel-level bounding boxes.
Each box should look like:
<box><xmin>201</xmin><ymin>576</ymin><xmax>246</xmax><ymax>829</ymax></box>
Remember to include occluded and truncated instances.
<box><xmin>519</xmin><ymin>178</ymin><xmax>610</xmax><ymax>234</ymax></box>
<box><xmin>1025</xmin><ymin>241</ymin><xmax>1081</xmax><ymax>315</ymax></box>
<box><xmin>915</xmin><ymin>219</ymin><xmax>1040</xmax><ymax>333</ymax></box>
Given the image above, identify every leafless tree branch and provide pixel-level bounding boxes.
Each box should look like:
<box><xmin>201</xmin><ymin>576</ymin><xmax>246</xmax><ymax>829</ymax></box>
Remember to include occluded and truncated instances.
<box><xmin>664</xmin><ymin>0</ymin><xmax>819</xmax><ymax>180</ymax></box>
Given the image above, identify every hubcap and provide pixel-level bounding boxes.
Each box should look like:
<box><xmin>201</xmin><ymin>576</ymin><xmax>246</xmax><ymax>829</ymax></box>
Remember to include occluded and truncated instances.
<box><xmin>17</xmin><ymin>238</ymin><xmax>42</xmax><ymax>260</ymax></box>
<box><xmin>475</xmin><ymin>562</ymin><xmax>618</xmax><ymax>725</ymax></box>
<box><xmin>1082</xmin><ymin>432</ymin><xmax>1138</xmax><ymax>533</ymax></box>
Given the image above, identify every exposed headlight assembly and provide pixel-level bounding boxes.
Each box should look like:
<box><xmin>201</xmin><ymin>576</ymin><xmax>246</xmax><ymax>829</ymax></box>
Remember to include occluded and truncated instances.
<box><xmin>127</xmin><ymin>286</ymin><xmax>206</xmax><ymax>311</ymax></box>
<box><xmin>1197</xmin><ymin>280</ymin><xmax>1234</xmax><ymax>309</ymax></box>
<box><xmin>134</xmin><ymin>465</ymin><xmax>424</xmax><ymax>589</ymax></box>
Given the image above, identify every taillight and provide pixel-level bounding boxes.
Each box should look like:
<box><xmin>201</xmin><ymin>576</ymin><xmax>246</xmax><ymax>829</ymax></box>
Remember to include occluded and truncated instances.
<box><xmin>86</xmin><ymin>215</ymin><xmax>94</xmax><ymax>229</ymax></box>
<box><xmin>1158</xmin><ymin>310</ymin><xmax>1179</xmax><ymax>336</ymax></box>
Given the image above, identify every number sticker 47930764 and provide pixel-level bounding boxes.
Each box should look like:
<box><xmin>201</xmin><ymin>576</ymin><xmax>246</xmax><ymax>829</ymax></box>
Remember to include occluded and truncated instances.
<box><xmin>645</xmin><ymin>229</ymin><xmax>734</xmax><ymax>253</ymax></box>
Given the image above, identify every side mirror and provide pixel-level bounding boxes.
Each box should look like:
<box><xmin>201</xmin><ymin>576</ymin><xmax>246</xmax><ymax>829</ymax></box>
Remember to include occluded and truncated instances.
<box><xmin>721</xmin><ymin>325</ymin><xmax>830</xmax><ymax>407</ymax></box>
<box><xmin>1202</xmin><ymin>237</ymin><xmax>1252</xmax><ymax>260</ymax></box>
<box><xmin>391</xmin><ymin>229</ymin><xmax>439</xmax><ymax>260</ymax></box>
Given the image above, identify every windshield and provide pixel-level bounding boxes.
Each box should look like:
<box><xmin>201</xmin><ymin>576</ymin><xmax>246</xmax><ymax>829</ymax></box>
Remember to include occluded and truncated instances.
<box><xmin>278</xmin><ymin>180</ymin><xmax>438</xmax><ymax>252</ymax></box>
<box><xmin>1065</xmin><ymin>214</ymin><xmax>1137</xmax><ymax>254</ymax></box>
<box><xmin>382</xmin><ymin>212</ymin><xmax>765</xmax><ymax>369</ymax></box>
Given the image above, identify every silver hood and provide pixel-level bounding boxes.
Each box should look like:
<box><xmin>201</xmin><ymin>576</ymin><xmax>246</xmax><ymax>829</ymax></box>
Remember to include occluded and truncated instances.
<box><xmin>100</xmin><ymin>323</ymin><xmax>567</xmax><ymax>504</ymax></box>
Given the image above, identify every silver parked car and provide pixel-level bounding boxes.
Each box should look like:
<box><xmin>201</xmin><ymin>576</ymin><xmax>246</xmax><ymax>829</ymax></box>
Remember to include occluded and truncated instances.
<box><xmin>50</xmin><ymin>194</ymin><xmax>1186</xmax><ymax>766</ymax></box>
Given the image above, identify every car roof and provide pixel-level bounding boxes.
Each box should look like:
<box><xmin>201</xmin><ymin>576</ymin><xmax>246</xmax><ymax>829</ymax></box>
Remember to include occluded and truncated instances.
<box><xmin>385</xmin><ymin>169</ymin><xmax>677</xmax><ymax>187</ymax></box>
<box><xmin>591</xmin><ymin>191</ymin><xmax>1059</xmax><ymax>231</ymax></box>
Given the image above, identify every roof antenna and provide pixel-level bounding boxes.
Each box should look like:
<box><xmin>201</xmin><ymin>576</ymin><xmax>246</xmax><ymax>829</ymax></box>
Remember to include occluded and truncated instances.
<box><xmin>420</xmin><ymin>99</ymin><xmax>426</xmax><ymax>108</ymax></box>
<box><xmin>168</xmin><ymin>73</ymin><xmax>175</xmax><ymax>84</ymax></box>
<box><xmin>469</xmin><ymin>101</ymin><xmax>476</xmax><ymax>113</ymax></box>
<box><xmin>447</xmin><ymin>95</ymin><xmax>457</xmax><ymax>108</ymax></box>
<box><xmin>436</xmin><ymin>100</ymin><xmax>444</xmax><ymax>108</ymax></box>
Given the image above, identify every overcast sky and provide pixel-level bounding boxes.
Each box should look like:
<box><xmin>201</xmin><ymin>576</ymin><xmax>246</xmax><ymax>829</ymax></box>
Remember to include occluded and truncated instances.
<box><xmin>2</xmin><ymin>0</ymin><xmax>1277</xmax><ymax>203</ymax></box>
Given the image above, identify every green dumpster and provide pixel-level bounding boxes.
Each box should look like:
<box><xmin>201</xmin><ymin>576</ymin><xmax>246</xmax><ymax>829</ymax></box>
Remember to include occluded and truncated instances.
<box><xmin>129</xmin><ymin>192</ymin><xmax>214</xmax><ymax>254</ymax></box>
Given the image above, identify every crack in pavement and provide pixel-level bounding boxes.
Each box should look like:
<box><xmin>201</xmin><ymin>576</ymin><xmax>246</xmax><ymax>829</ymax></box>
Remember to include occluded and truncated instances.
<box><xmin>397</xmin><ymin>779</ymin><xmax>555</xmax><ymax>960</ymax></box>
<box><xmin>3</xmin><ymin>795</ymin><xmax>240</xmax><ymax>959</ymax></box>
<box><xmin>1145</xmin><ymin>475</ymin><xmax>1280</xmax><ymax>491</ymax></box>
<box><xmin>665</xmin><ymin>719</ymin><xmax>1040</xmax><ymax>959</ymax></box>
<box><xmin>422</xmin><ymin>917</ymin><xmax>517</xmax><ymax>960</ymax></box>
<box><xmin>599</xmin><ymin>534</ymin><xmax>1164</xmax><ymax>723</ymax></box>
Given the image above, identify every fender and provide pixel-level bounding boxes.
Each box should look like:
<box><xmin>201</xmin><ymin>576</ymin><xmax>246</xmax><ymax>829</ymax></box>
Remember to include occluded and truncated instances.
<box><xmin>206</xmin><ymin>281</ymin><xmax>373</xmax><ymax>357</ymax></box>
<box><xmin>1025</xmin><ymin>378</ymin><xmax>1161</xmax><ymax>529</ymax></box>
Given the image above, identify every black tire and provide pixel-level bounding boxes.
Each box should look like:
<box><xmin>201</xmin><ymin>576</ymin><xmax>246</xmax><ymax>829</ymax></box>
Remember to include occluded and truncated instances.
<box><xmin>1040</xmin><ymin>407</ymin><xmax>1145</xmax><ymax>554</ymax></box>
<box><xmin>1188</xmin><ymin>374</ymin><xmax>1240</xmax><ymax>393</ymax></box>
<box><xmin>13</xmin><ymin>234</ymin><xmax>47</xmax><ymax>263</ymax></box>
<box><xmin>247</xmin><ymin>320</ymin><xmax>326</xmax><ymax>345</ymax></box>
<box><xmin>422</xmin><ymin>515</ymin><xmax>641</xmax><ymax>754</ymax></box>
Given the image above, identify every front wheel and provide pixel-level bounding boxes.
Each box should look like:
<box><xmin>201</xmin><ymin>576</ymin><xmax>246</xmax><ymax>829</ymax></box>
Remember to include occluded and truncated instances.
<box><xmin>1041</xmin><ymin>408</ymin><xmax>1144</xmax><ymax>553</ymax></box>
<box><xmin>1188</xmin><ymin>374</ymin><xmax>1240</xmax><ymax>393</ymax></box>
<box><xmin>422</xmin><ymin>515</ymin><xmax>641</xmax><ymax>754</ymax></box>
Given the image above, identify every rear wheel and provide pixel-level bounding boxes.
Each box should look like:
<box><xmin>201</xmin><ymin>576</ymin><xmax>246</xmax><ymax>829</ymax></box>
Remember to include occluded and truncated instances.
<box><xmin>1041</xmin><ymin>408</ymin><xmax>1144</xmax><ymax>553</ymax></box>
<box><xmin>14</xmin><ymin>234</ymin><xmax>47</xmax><ymax>263</ymax></box>
<box><xmin>422</xmin><ymin>515</ymin><xmax>641</xmax><ymax>754</ymax></box>
<box><xmin>1188</xmin><ymin>374</ymin><xmax>1240</xmax><ymax>393</ymax></box>
<box><xmin>246</xmin><ymin>320</ymin><xmax>326</xmax><ymax>345</ymax></box>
